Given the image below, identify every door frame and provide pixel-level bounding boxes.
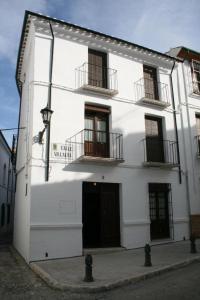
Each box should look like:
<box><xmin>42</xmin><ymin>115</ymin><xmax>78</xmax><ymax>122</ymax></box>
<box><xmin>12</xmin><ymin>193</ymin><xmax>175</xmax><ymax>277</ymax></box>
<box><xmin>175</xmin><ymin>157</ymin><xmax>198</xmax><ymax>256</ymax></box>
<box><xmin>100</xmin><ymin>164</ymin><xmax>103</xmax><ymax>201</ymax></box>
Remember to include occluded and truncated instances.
<box><xmin>148</xmin><ymin>183</ymin><xmax>171</xmax><ymax>240</ymax></box>
<box><xmin>82</xmin><ymin>181</ymin><xmax>121</xmax><ymax>248</ymax></box>
<box><xmin>145</xmin><ymin>115</ymin><xmax>165</xmax><ymax>163</ymax></box>
<box><xmin>84</xmin><ymin>107</ymin><xmax>110</xmax><ymax>157</ymax></box>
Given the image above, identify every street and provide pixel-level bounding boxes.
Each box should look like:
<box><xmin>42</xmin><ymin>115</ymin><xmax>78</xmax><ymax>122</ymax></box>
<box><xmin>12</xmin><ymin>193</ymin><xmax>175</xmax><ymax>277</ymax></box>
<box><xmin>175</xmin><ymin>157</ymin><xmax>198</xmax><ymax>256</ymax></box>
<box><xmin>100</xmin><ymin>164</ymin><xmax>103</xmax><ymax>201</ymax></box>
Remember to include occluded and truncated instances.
<box><xmin>0</xmin><ymin>245</ymin><xmax>200</xmax><ymax>300</ymax></box>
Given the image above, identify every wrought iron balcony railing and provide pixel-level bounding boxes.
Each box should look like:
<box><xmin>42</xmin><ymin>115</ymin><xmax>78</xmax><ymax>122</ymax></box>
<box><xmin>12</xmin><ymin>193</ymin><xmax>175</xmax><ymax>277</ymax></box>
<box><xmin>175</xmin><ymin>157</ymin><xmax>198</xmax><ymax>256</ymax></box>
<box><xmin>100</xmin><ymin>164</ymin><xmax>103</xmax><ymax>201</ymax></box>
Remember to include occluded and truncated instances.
<box><xmin>66</xmin><ymin>129</ymin><xmax>123</xmax><ymax>163</ymax></box>
<box><xmin>142</xmin><ymin>138</ymin><xmax>179</xmax><ymax>167</ymax></box>
<box><xmin>75</xmin><ymin>62</ymin><xmax>118</xmax><ymax>95</ymax></box>
<box><xmin>134</xmin><ymin>77</ymin><xmax>170</xmax><ymax>107</ymax></box>
<box><xmin>196</xmin><ymin>135</ymin><xmax>200</xmax><ymax>157</ymax></box>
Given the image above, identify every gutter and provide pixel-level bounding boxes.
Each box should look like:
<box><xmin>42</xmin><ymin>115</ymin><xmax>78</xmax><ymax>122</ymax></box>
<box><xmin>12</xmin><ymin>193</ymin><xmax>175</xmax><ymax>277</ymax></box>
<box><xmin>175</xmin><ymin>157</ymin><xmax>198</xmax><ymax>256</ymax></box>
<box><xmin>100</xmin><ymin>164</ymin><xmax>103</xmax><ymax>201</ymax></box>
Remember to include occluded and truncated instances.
<box><xmin>170</xmin><ymin>62</ymin><xmax>182</xmax><ymax>184</ymax></box>
<box><xmin>45</xmin><ymin>22</ymin><xmax>54</xmax><ymax>182</ymax></box>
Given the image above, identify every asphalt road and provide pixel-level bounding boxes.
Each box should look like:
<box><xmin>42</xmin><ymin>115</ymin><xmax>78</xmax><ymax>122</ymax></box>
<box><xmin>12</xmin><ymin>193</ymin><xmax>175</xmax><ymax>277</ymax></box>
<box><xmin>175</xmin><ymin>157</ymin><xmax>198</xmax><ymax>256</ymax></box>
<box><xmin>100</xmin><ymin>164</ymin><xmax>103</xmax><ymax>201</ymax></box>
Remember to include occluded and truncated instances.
<box><xmin>0</xmin><ymin>245</ymin><xmax>200</xmax><ymax>300</ymax></box>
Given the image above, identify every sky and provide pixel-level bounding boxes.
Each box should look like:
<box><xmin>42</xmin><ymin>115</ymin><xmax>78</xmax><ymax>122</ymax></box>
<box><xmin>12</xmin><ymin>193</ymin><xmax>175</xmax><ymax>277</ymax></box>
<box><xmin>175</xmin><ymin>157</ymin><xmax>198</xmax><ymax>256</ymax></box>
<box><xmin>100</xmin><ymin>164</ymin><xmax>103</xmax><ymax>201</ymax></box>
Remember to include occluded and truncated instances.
<box><xmin>0</xmin><ymin>0</ymin><xmax>200</xmax><ymax>145</ymax></box>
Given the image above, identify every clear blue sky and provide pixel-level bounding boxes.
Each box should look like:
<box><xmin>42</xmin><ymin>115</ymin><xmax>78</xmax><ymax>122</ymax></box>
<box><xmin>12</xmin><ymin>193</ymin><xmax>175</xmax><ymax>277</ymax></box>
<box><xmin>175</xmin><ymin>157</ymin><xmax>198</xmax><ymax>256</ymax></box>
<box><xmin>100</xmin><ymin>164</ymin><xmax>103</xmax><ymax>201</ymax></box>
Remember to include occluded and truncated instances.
<box><xmin>0</xmin><ymin>0</ymin><xmax>199</xmax><ymax>145</ymax></box>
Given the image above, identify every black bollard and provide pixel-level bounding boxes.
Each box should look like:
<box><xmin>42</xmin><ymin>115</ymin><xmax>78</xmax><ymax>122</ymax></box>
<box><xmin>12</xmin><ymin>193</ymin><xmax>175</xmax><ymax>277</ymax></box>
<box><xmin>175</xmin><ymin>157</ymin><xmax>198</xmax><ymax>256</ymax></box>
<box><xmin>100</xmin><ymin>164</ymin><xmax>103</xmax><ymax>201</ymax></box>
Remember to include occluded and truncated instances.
<box><xmin>84</xmin><ymin>254</ymin><xmax>94</xmax><ymax>282</ymax></box>
<box><xmin>190</xmin><ymin>235</ymin><xmax>197</xmax><ymax>253</ymax></box>
<box><xmin>144</xmin><ymin>244</ymin><xmax>152</xmax><ymax>267</ymax></box>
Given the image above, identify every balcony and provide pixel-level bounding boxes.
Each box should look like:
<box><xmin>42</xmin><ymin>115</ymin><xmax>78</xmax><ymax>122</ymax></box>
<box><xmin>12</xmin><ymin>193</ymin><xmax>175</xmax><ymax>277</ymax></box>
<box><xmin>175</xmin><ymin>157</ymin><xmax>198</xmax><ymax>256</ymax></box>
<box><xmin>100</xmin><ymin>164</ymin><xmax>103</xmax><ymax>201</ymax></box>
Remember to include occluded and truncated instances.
<box><xmin>142</xmin><ymin>138</ymin><xmax>179</xmax><ymax>168</ymax></box>
<box><xmin>66</xmin><ymin>129</ymin><xmax>124</xmax><ymax>164</ymax></box>
<box><xmin>134</xmin><ymin>78</ymin><xmax>170</xmax><ymax>108</ymax></box>
<box><xmin>75</xmin><ymin>62</ymin><xmax>118</xmax><ymax>96</ymax></box>
<box><xmin>196</xmin><ymin>135</ymin><xmax>200</xmax><ymax>157</ymax></box>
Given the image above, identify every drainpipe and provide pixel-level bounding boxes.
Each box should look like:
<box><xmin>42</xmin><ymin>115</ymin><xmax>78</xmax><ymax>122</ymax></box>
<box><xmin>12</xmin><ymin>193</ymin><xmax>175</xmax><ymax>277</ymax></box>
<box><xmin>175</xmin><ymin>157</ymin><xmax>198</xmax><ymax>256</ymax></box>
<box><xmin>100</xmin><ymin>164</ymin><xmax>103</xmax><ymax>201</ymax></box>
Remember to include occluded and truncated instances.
<box><xmin>180</xmin><ymin>60</ymin><xmax>194</xmax><ymax>236</ymax></box>
<box><xmin>170</xmin><ymin>61</ymin><xmax>182</xmax><ymax>184</ymax></box>
<box><xmin>45</xmin><ymin>22</ymin><xmax>54</xmax><ymax>181</ymax></box>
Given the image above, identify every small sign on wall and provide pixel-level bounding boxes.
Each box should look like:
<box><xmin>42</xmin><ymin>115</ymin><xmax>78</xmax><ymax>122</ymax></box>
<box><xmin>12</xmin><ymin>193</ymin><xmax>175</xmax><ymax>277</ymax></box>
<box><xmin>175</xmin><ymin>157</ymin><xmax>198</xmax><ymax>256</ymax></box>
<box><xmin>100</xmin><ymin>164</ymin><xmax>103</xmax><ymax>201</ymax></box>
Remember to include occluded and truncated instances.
<box><xmin>51</xmin><ymin>143</ymin><xmax>73</xmax><ymax>160</ymax></box>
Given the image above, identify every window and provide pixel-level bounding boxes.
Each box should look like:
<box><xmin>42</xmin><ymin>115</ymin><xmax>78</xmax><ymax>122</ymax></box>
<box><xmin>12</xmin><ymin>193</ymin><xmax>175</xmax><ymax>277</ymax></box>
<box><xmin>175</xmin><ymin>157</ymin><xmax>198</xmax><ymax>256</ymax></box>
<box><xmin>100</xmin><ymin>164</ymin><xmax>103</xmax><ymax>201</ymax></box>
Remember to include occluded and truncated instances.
<box><xmin>7</xmin><ymin>204</ymin><xmax>10</xmax><ymax>225</ymax></box>
<box><xmin>1</xmin><ymin>204</ymin><xmax>5</xmax><ymax>227</ymax></box>
<box><xmin>192</xmin><ymin>60</ymin><xmax>200</xmax><ymax>94</ymax></box>
<box><xmin>3</xmin><ymin>164</ymin><xmax>6</xmax><ymax>186</ymax></box>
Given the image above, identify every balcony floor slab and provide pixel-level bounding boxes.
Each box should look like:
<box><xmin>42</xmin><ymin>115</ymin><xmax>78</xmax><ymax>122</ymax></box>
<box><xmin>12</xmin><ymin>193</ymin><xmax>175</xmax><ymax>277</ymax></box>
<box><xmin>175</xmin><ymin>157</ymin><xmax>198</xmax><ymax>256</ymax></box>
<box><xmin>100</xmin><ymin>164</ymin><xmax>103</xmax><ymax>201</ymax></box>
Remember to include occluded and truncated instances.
<box><xmin>138</xmin><ymin>97</ymin><xmax>170</xmax><ymax>108</ymax></box>
<box><xmin>78</xmin><ymin>155</ymin><xmax>124</xmax><ymax>164</ymax></box>
<box><xmin>79</xmin><ymin>84</ymin><xmax>118</xmax><ymax>96</ymax></box>
<box><xmin>143</xmin><ymin>162</ymin><xmax>179</xmax><ymax>169</ymax></box>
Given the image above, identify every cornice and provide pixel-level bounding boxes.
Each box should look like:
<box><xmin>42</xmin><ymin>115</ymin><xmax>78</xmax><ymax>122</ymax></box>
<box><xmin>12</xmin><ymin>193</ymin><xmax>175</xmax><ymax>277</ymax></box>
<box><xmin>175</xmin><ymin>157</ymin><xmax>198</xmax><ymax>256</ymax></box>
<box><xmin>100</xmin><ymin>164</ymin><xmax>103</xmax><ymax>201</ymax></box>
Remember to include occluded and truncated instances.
<box><xmin>16</xmin><ymin>11</ymin><xmax>179</xmax><ymax>92</ymax></box>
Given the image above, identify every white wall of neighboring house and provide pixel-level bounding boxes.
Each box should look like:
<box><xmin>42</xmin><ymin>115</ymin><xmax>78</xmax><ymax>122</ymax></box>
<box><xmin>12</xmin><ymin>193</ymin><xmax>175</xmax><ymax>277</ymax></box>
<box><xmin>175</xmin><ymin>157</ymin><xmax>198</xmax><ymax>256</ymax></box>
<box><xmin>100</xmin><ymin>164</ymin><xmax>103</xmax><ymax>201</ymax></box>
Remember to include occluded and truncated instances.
<box><xmin>176</xmin><ymin>60</ymin><xmax>200</xmax><ymax>215</ymax></box>
<box><xmin>14</xmin><ymin>14</ymin><xmax>196</xmax><ymax>262</ymax></box>
<box><xmin>0</xmin><ymin>133</ymin><xmax>15</xmax><ymax>238</ymax></box>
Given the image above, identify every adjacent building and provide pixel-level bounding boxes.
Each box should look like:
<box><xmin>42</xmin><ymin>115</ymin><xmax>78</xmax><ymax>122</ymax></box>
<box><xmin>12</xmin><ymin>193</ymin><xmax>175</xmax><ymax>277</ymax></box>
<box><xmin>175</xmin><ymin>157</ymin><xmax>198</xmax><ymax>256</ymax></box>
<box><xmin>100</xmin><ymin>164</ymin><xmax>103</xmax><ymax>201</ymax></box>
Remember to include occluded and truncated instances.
<box><xmin>167</xmin><ymin>47</ymin><xmax>200</xmax><ymax>236</ymax></box>
<box><xmin>0</xmin><ymin>131</ymin><xmax>15</xmax><ymax>243</ymax></box>
<box><xmin>14</xmin><ymin>11</ymin><xmax>198</xmax><ymax>262</ymax></box>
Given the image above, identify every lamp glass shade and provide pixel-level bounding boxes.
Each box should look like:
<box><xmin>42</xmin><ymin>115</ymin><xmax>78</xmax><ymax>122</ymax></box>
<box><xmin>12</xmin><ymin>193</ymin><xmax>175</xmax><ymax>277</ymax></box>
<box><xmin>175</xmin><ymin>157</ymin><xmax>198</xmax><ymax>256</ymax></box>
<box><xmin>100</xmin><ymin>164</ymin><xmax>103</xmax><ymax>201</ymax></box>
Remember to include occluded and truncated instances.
<box><xmin>40</xmin><ymin>106</ymin><xmax>53</xmax><ymax>126</ymax></box>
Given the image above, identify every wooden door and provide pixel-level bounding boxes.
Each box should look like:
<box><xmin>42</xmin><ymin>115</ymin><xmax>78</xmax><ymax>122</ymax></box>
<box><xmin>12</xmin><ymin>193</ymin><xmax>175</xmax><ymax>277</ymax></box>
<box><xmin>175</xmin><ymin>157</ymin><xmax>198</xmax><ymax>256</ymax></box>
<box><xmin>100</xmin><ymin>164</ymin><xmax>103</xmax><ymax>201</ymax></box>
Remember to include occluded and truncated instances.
<box><xmin>84</xmin><ymin>111</ymin><xmax>109</xmax><ymax>157</ymax></box>
<box><xmin>143</xmin><ymin>65</ymin><xmax>159</xmax><ymax>100</ymax></box>
<box><xmin>82</xmin><ymin>182</ymin><xmax>120</xmax><ymax>248</ymax></box>
<box><xmin>149</xmin><ymin>184</ymin><xmax>170</xmax><ymax>240</ymax></box>
<box><xmin>82</xmin><ymin>182</ymin><xmax>101</xmax><ymax>248</ymax></box>
<box><xmin>100</xmin><ymin>183</ymin><xmax>120</xmax><ymax>247</ymax></box>
<box><xmin>145</xmin><ymin>116</ymin><xmax>164</xmax><ymax>163</ymax></box>
<box><xmin>88</xmin><ymin>49</ymin><xmax>107</xmax><ymax>88</ymax></box>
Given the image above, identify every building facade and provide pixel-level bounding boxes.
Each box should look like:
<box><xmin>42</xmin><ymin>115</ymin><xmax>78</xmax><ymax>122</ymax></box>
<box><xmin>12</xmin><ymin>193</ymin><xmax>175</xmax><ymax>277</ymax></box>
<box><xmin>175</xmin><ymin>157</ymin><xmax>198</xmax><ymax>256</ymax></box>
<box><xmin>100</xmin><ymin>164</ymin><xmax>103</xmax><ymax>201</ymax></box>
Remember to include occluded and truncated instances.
<box><xmin>0</xmin><ymin>131</ymin><xmax>15</xmax><ymax>243</ymax></box>
<box><xmin>168</xmin><ymin>47</ymin><xmax>200</xmax><ymax>236</ymax></box>
<box><xmin>14</xmin><ymin>11</ymin><xmax>193</xmax><ymax>262</ymax></box>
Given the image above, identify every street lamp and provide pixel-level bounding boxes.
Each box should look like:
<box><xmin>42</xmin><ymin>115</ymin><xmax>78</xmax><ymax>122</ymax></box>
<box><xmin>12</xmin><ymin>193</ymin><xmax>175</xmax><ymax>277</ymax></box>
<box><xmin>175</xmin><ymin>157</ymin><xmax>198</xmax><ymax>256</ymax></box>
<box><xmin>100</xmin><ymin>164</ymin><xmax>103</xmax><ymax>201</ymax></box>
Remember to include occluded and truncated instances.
<box><xmin>38</xmin><ymin>106</ymin><xmax>53</xmax><ymax>144</ymax></box>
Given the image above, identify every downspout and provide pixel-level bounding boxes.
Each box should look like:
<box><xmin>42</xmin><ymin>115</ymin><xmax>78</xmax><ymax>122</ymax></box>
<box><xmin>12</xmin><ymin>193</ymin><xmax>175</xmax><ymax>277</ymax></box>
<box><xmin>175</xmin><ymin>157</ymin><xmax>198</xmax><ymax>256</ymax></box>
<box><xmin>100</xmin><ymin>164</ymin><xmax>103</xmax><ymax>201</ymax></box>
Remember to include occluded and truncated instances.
<box><xmin>170</xmin><ymin>62</ymin><xmax>182</xmax><ymax>184</ymax></box>
<box><xmin>45</xmin><ymin>22</ymin><xmax>54</xmax><ymax>181</ymax></box>
<box><xmin>180</xmin><ymin>60</ymin><xmax>194</xmax><ymax>236</ymax></box>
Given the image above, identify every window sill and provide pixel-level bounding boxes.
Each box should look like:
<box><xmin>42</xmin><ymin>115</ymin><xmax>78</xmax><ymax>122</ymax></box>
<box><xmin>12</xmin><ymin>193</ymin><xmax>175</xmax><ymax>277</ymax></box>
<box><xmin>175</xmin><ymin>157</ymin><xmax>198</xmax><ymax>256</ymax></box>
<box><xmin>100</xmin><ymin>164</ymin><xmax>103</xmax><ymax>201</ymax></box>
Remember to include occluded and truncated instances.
<box><xmin>78</xmin><ymin>155</ymin><xmax>124</xmax><ymax>164</ymax></box>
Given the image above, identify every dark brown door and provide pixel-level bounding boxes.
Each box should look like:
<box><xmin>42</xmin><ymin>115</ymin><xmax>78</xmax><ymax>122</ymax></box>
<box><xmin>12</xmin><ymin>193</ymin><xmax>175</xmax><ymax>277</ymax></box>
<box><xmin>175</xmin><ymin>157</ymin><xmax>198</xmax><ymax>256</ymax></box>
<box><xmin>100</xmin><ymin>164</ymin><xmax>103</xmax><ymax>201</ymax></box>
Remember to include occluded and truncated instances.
<box><xmin>145</xmin><ymin>116</ymin><xmax>164</xmax><ymax>163</ymax></box>
<box><xmin>88</xmin><ymin>49</ymin><xmax>107</xmax><ymax>88</ymax></box>
<box><xmin>85</xmin><ymin>111</ymin><xmax>109</xmax><ymax>157</ymax></box>
<box><xmin>101</xmin><ymin>183</ymin><xmax>120</xmax><ymax>247</ymax></box>
<box><xmin>149</xmin><ymin>184</ymin><xmax>170</xmax><ymax>240</ymax></box>
<box><xmin>143</xmin><ymin>65</ymin><xmax>159</xmax><ymax>100</ymax></box>
<box><xmin>82</xmin><ymin>182</ymin><xmax>120</xmax><ymax>248</ymax></box>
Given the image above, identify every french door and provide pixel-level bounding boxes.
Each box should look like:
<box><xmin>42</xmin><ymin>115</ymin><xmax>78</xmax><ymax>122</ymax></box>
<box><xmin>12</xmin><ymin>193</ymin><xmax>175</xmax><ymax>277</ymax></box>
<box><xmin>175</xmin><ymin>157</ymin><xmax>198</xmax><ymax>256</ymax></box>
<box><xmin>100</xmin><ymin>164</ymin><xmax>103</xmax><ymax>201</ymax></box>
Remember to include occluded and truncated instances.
<box><xmin>145</xmin><ymin>116</ymin><xmax>164</xmax><ymax>163</ymax></box>
<box><xmin>85</xmin><ymin>111</ymin><xmax>109</xmax><ymax>157</ymax></box>
<box><xmin>149</xmin><ymin>184</ymin><xmax>170</xmax><ymax>240</ymax></box>
<box><xmin>88</xmin><ymin>49</ymin><xmax>107</xmax><ymax>88</ymax></box>
<box><xmin>143</xmin><ymin>65</ymin><xmax>159</xmax><ymax>100</ymax></box>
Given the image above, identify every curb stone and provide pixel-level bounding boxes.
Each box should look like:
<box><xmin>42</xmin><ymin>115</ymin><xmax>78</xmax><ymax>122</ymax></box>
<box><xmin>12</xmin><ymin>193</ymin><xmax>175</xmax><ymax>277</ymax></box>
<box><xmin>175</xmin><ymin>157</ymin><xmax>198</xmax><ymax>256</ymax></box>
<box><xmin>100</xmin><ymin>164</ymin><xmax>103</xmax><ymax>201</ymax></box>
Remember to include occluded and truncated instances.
<box><xmin>29</xmin><ymin>256</ymin><xmax>200</xmax><ymax>293</ymax></box>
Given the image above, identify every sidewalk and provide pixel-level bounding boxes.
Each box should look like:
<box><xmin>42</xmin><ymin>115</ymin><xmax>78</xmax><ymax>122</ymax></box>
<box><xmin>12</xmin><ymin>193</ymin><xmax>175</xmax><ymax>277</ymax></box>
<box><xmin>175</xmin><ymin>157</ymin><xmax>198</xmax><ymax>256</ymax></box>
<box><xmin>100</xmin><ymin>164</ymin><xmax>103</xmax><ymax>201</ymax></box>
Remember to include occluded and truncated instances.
<box><xmin>30</xmin><ymin>240</ymin><xmax>200</xmax><ymax>293</ymax></box>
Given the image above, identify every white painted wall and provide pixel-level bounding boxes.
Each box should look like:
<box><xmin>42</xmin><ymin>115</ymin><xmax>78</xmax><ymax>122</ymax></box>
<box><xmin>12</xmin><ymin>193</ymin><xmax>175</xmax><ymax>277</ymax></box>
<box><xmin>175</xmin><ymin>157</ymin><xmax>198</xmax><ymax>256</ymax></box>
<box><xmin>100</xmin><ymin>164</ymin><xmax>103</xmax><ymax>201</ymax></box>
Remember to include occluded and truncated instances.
<box><xmin>15</xmin><ymin>17</ymin><xmax>194</xmax><ymax>262</ymax></box>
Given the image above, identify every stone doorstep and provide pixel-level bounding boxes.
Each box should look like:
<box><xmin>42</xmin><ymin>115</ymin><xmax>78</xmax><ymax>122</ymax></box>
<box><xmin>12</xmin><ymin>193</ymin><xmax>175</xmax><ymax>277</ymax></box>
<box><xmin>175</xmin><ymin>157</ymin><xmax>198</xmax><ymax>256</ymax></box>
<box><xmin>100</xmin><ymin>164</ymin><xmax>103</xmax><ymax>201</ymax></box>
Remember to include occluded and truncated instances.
<box><xmin>29</xmin><ymin>256</ymin><xmax>200</xmax><ymax>293</ymax></box>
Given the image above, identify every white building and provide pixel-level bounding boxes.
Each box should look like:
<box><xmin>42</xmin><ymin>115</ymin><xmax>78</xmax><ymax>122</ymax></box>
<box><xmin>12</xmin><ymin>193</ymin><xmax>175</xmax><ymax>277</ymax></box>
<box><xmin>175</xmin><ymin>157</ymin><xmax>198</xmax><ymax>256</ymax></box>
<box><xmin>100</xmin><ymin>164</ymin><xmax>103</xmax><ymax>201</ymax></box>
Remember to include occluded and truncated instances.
<box><xmin>14</xmin><ymin>11</ymin><xmax>192</xmax><ymax>262</ymax></box>
<box><xmin>0</xmin><ymin>131</ymin><xmax>15</xmax><ymax>243</ymax></box>
<box><xmin>167</xmin><ymin>47</ymin><xmax>200</xmax><ymax>236</ymax></box>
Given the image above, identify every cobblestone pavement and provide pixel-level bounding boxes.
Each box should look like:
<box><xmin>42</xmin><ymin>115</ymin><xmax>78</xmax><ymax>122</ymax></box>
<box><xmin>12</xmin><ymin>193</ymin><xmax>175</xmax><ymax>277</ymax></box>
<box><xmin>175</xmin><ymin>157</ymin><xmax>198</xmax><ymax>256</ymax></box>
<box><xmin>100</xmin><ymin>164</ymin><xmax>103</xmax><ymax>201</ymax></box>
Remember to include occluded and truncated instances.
<box><xmin>1</xmin><ymin>245</ymin><xmax>200</xmax><ymax>300</ymax></box>
<box><xmin>0</xmin><ymin>246</ymin><xmax>90</xmax><ymax>300</ymax></box>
